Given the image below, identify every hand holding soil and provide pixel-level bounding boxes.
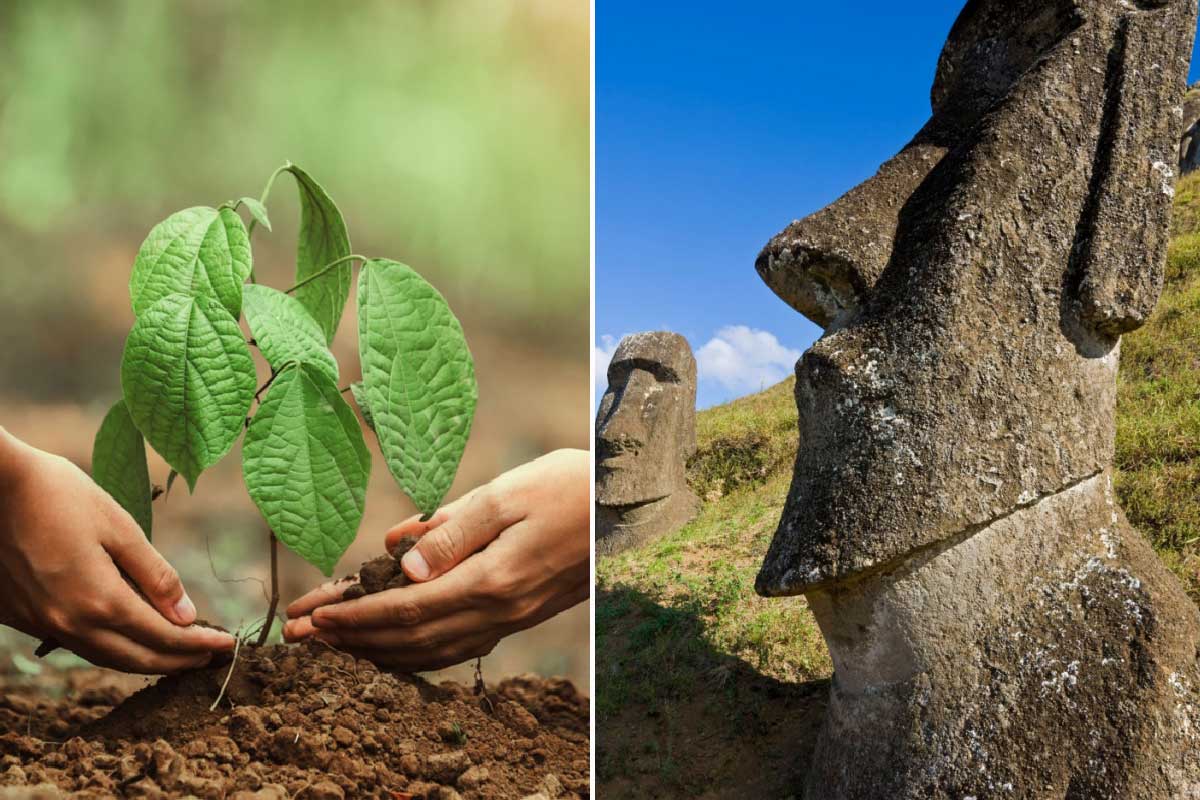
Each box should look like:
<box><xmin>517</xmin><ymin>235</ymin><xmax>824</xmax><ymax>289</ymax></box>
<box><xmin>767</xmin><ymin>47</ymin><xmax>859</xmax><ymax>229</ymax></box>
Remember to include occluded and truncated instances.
<box><xmin>284</xmin><ymin>448</ymin><xmax>590</xmax><ymax>671</ymax></box>
<box><xmin>0</xmin><ymin>428</ymin><xmax>236</xmax><ymax>673</ymax></box>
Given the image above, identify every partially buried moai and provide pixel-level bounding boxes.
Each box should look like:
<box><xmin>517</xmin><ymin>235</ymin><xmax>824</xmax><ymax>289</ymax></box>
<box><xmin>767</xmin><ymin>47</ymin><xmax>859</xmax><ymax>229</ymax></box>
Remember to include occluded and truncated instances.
<box><xmin>755</xmin><ymin>0</ymin><xmax>1200</xmax><ymax>797</ymax></box>
<box><xmin>595</xmin><ymin>332</ymin><xmax>699</xmax><ymax>555</ymax></box>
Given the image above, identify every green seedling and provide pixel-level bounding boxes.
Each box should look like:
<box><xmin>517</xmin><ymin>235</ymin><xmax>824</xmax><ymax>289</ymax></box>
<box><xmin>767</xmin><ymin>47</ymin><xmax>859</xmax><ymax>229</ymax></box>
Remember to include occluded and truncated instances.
<box><xmin>92</xmin><ymin>162</ymin><xmax>478</xmax><ymax>645</ymax></box>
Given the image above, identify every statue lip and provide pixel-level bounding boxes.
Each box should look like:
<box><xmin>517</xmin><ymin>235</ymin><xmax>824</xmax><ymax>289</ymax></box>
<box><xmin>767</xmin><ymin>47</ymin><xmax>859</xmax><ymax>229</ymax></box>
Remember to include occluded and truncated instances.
<box><xmin>755</xmin><ymin>564</ymin><xmax>828</xmax><ymax>598</ymax></box>
<box><xmin>753</xmin><ymin>521</ymin><xmax>895</xmax><ymax>597</ymax></box>
<box><xmin>595</xmin><ymin>440</ymin><xmax>641</xmax><ymax>464</ymax></box>
<box><xmin>755</xmin><ymin>506</ymin><xmax>842</xmax><ymax>598</ymax></box>
<box><xmin>596</xmin><ymin>455</ymin><xmax>631</xmax><ymax>469</ymax></box>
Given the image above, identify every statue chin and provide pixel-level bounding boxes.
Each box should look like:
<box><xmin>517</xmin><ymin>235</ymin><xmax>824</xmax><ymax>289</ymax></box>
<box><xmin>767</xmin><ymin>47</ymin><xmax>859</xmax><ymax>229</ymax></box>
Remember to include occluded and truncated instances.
<box><xmin>595</xmin><ymin>464</ymin><xmax>700</xmax><ymax>557</ymax></box>
<box><xmin>595</xmin><ymin>493</ymin><xmax>669</xmax><ymax>514</ymax></box>
<box><xmin>595</xmin><ymin>491</ymin><xmax>700</xmax><ymax>557</ymax></box>
<box><xmin>595</xmin><ymin>454</ymin><xmax>678</xmax><ymax>507</ymax></box>
<box><xmin>594</xmin><ymin>474</ymin><xmax>672</xmax><ymax>509</ymax></box>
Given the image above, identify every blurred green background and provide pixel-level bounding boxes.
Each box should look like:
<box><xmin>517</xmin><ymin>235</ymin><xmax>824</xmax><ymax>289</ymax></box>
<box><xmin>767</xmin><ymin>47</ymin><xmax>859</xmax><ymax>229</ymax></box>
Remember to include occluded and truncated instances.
<box><xmin>0</xmin><ymin>0</ymin><xmax>590</xmax><ymax>690</ymax></box>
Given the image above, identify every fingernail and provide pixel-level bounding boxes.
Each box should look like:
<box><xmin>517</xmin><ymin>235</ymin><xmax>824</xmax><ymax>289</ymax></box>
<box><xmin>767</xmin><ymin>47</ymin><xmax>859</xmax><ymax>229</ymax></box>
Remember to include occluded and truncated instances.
<box><xmin>403</xmin><ymin>549</ymin><xmax>430</xmax><ymax>580</ymax></box>
<box><xmin>173</xmin><ymin>593</ymin><xmax>197</xmax><ymax>624</ymax></box>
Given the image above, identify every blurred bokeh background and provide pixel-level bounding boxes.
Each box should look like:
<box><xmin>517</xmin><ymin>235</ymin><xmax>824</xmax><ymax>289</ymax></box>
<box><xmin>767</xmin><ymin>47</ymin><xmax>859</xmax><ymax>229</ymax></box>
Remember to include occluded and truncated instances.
<box><xmin>0</xmin><ymin>0</ymin><xmax>590</xmax><ymax>691</ymax></box>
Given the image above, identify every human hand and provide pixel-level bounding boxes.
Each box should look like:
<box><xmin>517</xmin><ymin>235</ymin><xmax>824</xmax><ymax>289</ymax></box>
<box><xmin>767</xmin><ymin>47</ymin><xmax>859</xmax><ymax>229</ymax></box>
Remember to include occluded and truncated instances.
<box><xmin>0</xmin><ymin>429</ymin><xmax>236</xmax><ymax>673</ymax></box>
<box><xmin>284</xmin><ymin>448</ymin><xmax>590</xmax><ymax>670</ymax></box>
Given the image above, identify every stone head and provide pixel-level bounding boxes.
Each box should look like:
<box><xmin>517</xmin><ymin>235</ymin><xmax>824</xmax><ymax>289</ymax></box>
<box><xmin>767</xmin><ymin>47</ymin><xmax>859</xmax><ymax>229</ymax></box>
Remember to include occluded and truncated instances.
<box><xmin>595</xmin><ymin>332</ymin><xmax>697</xmax><ymax>507</ymax></box>
<box><xmin>755</xmin><ymin>0</ymin><xmax>1196</xmax><ymax>596</ymax></box>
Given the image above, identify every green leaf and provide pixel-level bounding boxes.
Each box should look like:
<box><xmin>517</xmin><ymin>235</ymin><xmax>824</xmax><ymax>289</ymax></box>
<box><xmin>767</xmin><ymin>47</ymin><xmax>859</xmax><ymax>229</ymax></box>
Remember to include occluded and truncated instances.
<box><xmin>349</xmin><ymin>381</ymin><xmax>375</xmax><ymax>433</ymax></box>
<box><xmin>242</xmin><ymin>284</ymin><xmax>338</xmax><ymax>384</ymax></box>
<box><xmin>11</xmin><ymin>654</ymin><xmax>41</xmax><ymax>676</ymax></box>
<box><xmin>238</xmin><ymin>196</ymin><xmax>272</xmax><ymax>232</ymax></box>
<box><xmin>357</xmin><ymin>259</ymin><xmax>477</xmax><ymax>515</ymax></box>
<box><xmin>285</xmin><ymin>165</ymin><xmax>352</xmax><ymax>344</ymax></box>
<box><xmin>120</xmin><ymin>293</ymin><xmax>257</xmax><ymax>491</ymax></box>
<box><xmin>92</xmin><ymin>400</ymin><xmax>153</xmax><ymax>538</ymax></box>
<box><xmin>242</xmin><ymin>363</ymin><xmax>370</xmax><ymax>576</ymax></box>
<box><xmin>129</xmin><ymin>207</ymin><xmax>252</xmax><ymax>319</ymax></box>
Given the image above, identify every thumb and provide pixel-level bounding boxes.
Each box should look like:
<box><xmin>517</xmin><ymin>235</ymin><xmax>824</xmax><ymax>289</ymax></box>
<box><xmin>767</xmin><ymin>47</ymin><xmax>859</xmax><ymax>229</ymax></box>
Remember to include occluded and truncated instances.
<box><xmin>384</xmin><ymin>485</ymin><xmax>485</xmax><ymax>551</ymax></box>
<box><xmin>399</xmin><ymin>489</ymin><xmax>515</xmax><ymax>582</ymax></box>
<box><xmin>106</xmin><ymin>522</ymin><xmax>195</xmax><ymax>627</ymax></box>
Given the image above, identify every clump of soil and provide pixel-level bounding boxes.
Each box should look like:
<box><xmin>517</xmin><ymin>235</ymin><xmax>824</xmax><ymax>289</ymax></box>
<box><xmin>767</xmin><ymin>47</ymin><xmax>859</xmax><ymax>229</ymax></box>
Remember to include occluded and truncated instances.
<box><xmin>0</xmin><ymin>641</ymin><xmax>588</xmax><ymax>799</ymax></box>
<box><xmin>342</xmin><ymin>538</ymin><xmax>419</xmax><ymax>601</ymax></box>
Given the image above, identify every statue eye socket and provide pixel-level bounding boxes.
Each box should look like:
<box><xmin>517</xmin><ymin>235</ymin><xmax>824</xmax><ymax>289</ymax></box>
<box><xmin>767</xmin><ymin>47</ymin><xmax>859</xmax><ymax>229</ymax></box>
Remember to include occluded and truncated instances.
<box><xmin>607</xmin><ymin>360</ymin><xmax>681</xmax><ymax>386</ymax></box>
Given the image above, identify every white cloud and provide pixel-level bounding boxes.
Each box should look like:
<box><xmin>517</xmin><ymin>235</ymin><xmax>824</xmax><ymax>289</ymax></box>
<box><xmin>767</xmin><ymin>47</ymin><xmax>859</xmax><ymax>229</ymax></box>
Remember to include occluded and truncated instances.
<box><xmin>593</xmin><ymin>334</ymin><xmax>621</xmax><ymax>391</ymax></box>
<box><xmin>696</xmin><ymin>325</ymin><xmax>801</xmax><ymax>397</ymax></box>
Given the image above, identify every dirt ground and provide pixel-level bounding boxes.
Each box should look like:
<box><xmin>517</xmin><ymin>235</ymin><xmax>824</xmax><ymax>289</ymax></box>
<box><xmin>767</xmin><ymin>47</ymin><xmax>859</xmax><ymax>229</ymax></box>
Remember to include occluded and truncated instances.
<box><xmin>596</xmin><ymin>585</ymin><xmax>826</xmax><ymax>800</ymax></box>
<box><xmin>0</xmin><ymin>640</ymin><xmax>588</xmax><ymax>799</ymax></box>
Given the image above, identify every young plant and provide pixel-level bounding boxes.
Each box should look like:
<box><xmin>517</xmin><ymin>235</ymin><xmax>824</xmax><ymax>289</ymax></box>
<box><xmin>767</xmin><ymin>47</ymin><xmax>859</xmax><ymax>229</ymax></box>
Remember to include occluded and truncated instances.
<box><xmin>92</xmin><ymin>163</ymin><xmax>478</xmax><ymax>645</ymax></box>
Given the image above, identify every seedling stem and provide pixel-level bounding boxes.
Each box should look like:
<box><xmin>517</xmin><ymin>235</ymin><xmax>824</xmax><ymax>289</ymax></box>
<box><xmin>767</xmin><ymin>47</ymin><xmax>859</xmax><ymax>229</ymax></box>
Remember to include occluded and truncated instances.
<box><xmin>256</xmin><ymin>530</ymin><xmax>280</xmax><ymax>647</ymax></box>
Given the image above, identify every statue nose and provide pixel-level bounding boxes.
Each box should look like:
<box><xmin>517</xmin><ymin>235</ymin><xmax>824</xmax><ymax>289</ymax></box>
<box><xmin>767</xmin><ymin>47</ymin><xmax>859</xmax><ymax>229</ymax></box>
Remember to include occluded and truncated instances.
<box><xmin>756</xmin><ymin>137</ymin><xmax>948</xmax><ymax>330</ymax></box>
<box><xmin>756</xmin><ymin>223</ymin><xmax>867</xmax><ymax>330</ymax></box>
<box><xmin>597</xmin><ymin>370</ymin><xmax>655</xmax><ymax>448</ymax></box>
<box><xmin>597</xmin><ymin>402</ymin><xmax>647</xmax><ymax>448</ymax></box>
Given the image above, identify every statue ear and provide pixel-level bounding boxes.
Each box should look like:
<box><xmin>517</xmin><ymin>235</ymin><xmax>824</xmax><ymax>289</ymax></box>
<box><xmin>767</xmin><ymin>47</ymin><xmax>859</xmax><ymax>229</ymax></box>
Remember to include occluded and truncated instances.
<box><xmin>1071</xmin><ymin>11</ymin><xmax>1181</xmax><ymax>337</ymax></box>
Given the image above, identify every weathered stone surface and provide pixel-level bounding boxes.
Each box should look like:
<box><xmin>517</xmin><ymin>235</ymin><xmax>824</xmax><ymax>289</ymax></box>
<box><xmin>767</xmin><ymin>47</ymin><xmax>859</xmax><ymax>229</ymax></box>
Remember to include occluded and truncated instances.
<box><xmin>757</xmin><ymin>0</ymin><xmax>1195</xmax><ymax>595</ymax></box>
<box><xmin>754</xmin><ymin>1</ymin><xmax>1200</xmax><ymax>797</ymax></box>
<box><xmin>806</xmin><ymin>474</ymin><xmax>1200</xmax><ymax>798</ymax></box>
<box><xmin>595</xmin><ymin>332</ymin><xmax>699</xmax><ymax>555</ymax></box>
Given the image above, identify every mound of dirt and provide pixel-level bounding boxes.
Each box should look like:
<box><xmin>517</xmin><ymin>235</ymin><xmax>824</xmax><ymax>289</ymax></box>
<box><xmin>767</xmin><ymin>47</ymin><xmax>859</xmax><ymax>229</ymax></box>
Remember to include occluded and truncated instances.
<box><xmin>342</xmin><ymin>538</ymin><xmax>418</xmax><ymax>601</ymax></box>
<box><xmin>0</xmin><ymin>641</ymin><xmax>588</xmax><ymax>799</ymax></box>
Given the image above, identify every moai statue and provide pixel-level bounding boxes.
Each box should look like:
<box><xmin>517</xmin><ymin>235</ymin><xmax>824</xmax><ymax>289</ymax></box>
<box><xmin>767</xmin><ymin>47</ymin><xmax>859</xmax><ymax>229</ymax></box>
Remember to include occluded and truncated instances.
<box><xmin>754</xmin><ymin>1</ymin><xmax>1200</xmax><ymax>797</ymax></box>
<box><xmin>595</xmin><ymin>332</ymin><xmax>699</xmax><ymax>555</ymax></box>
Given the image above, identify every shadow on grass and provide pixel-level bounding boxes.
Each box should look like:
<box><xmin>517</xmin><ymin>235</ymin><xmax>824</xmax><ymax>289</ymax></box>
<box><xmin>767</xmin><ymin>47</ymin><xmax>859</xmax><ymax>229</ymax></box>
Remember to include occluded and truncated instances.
<box><xmin>596</xmin><ymin>584</ymin><xmax>829</xmax><ymax>800</ymax></box>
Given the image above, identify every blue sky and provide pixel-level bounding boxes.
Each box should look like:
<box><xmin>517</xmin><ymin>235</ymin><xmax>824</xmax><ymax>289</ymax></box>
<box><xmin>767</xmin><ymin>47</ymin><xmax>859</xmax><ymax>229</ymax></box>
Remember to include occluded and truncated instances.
<box><xmin>596</xmin><ymin>1</ymin><xmax>1200</xmax><ymax>409</ymax></box>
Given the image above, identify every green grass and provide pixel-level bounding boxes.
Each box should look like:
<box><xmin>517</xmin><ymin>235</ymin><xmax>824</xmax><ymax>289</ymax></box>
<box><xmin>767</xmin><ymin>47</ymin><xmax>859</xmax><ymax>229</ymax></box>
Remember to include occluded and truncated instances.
<box><xmin>597</xmin><ymin>472</ymin><xmax>829</xmax><ymax>715</ymax></box>
<box><xmin>597</xmin><ymin>379</ymin><xmax>830</xmax><ymax>787</ymax></box>
<box><xmin>1116</xmin><ymin>199</ymin><xmax>1200</xmax><ymax>599</ymax></box>
<box><xmin>1172</xmin><ymin>168</ymin><xmax>1200</xmax><ymax>238</ymax></box>
<box><xmin>687</xmin><ymin>377</ymin><xmax>799</xmax><ymax>500</ymax></box>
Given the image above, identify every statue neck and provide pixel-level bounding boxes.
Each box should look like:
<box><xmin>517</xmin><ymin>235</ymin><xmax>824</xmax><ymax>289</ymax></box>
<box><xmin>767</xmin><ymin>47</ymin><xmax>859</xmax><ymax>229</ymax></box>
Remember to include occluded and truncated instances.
<box><xmin>806</xmin><ymin>472</ymin><xmax>1116</xmax><ymax>694</ymax></box>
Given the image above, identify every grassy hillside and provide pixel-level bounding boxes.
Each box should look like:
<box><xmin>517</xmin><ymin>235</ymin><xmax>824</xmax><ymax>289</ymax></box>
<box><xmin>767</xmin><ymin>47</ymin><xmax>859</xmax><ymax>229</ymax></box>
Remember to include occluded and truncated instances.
<box><xmin>1117</xmin><ymin>170</ymin><xmax>1200</xmax><ymax>598</ymax></box>
<box><xmin>597</xmin><ymin>173</ymin><xmax>1200</xmax><ymax>797</ymax></box>
<box><xmin>597</xmin><ymin>376</ymin><xmax>830</xmax><ymax>797</ymax></box>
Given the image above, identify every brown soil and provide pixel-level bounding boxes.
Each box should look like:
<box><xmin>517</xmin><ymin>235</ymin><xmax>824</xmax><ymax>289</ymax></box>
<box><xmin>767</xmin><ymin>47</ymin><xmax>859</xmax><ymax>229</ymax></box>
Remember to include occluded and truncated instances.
<box><xmin>0</xmin><ymin>642</ymin><xmax>589</xmax><ymax>799</ymax></box>
<box><xmin>598</xmin><ymin>674</ymin><xmax>826</xmax><ymax>799</ymax></box>
<box><xmin>342</xmin><ymin>539</ymin><xmax>418</xmax><ymax>602</ymax></box>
